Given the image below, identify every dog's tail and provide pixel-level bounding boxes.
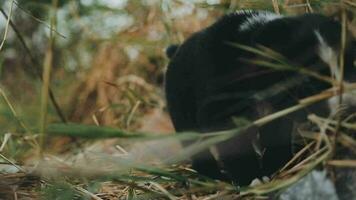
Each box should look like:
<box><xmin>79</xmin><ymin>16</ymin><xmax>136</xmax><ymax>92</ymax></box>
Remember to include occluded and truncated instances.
<box><xmin>165</xmin><ymin>44</ymin><xmax>180</xmax><ymax>59</ymax></box>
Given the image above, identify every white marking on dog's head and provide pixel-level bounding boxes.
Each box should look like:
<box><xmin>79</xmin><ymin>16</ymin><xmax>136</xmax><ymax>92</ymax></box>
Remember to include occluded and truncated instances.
<box><xmin>238</xmin><ymin>11</ymin><xmax>283</xmax><ymax>31</ymax></box>
<box><xmin>314</xmin><ymin>30</ymin><xmax>340</xmax><ymax>80</ymax></box>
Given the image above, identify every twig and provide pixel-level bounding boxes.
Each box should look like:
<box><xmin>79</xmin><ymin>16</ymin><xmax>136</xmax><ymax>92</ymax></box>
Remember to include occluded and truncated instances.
<box><xmin>74</xmin><ymin>185</ymin><xmax>104</xmax><ymax>200</ymax></box>
<box><xmin>305</xmin><ymin>0</ymin><xmax>314</xmax><ymax>13</ymax></box>
<box><xmin>0</xmin><ymin>87</ymin><xmax>31</xmax><ymax>132</ymax></box>
<box><xmin>344</xmin><ymin>0</ymin><xmax>356</xmax><ymax>7</ymax></box>
<box><xmin>149</xmin><ymin>182</ymin><xmax>177</xmax><ymax>200</ymax></box>
<box><xmin>0</xmin><ymin>0</ymin><xmax>15</xmax><ymax>51</ymax></box>
<box><xmin>271</xmin><ymin>0</ymin><xmax>280</xmax><ymax>14</ymax></box>
<box><xmin>241</xmin><ymin>146</ymin><xmax>331</xmax><ymax>196</ymax></box>
<box><xmin>277</xmin><ymin>142</ymin><xmax>315</xmax><ymax>174</ymax></box>
<box><xmin>337</xmin><ymin>133</ymin><xmax>356</xmax><ymax>154</ymax></box>
<box><xmin>327</xmin><ymin>160</ymin><xmax>356</xmax><ymax>168</ymax></box>
<box><xmin>39</xmin><ymin>0</ymin><xmax>58</xmax><ymax>154</ymax></box>
<box><xmin>0</xmin><ymin>8</ymin><xmax>67</xmax><ymax>123</ymax></box>
<box><xmin>0</xmin><ymin>133</ymin><xmax>11</xmax><ymax>152</ymax></box>
<box><xmin>126</xmin><ymin>101</ymin><xmax>141</xmax><ymax>128</ymax></box>
<box><xmin>92</xmin><ymin>114</ymin><xmax>100</xmax><ymax>126</ymax></box>
<box><xmin>282</xmin><ymin>147</ymin><xmax>329</xmax><ymax>175</ymax></box>
<box><xmin>335</xmin><ymin>5</ymin><xmax>347</xmax><ymax>137</ymax></box>
<box><xmin>13</xmin><ymin>0</ymin><xmax>66</xmax><ymax>38</ymax></box>
<box><xmin>0</xmin><ymin>153</ymin><xmax>25</xmax><ymax>172</ymax></box>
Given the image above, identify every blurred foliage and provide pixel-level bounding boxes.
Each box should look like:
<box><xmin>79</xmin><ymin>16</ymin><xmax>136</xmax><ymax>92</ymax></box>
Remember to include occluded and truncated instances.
<box><xmin>0</xmin><ymin>0</ymin><xmax>229</xmax><ymax>175</ymax></box>
<box><xmin>0</xmin><ymin>0</ymin><xmax>224</xmax><ymax>133</ymax></box>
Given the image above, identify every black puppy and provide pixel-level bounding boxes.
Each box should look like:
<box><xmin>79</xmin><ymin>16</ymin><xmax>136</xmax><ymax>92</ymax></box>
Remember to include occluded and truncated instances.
<box><xmin>165</xmin><ymin>10</ymin><xmax>355</xmax><ymax>185</ymax></box>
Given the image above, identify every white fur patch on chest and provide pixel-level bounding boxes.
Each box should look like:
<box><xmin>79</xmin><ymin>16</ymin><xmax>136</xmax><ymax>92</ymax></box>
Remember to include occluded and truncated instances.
<box><xmin>314</xmin><ymin>30</ymin><xmax>340</xmax><ymax>80</ymax></box>
<box><xmin>327</xmin><ymin>92</ymin><xmax>356</xmax><ymax>115</ymax></box>
<box><xmin>314</xmin><ymin>31</ymin><xmax>356</xmax><ymax>114</ymax></box>
<box><xmin>238</xmin><ymin>10</ymin><xmax>283</xmax><ymax>31</ymax></box>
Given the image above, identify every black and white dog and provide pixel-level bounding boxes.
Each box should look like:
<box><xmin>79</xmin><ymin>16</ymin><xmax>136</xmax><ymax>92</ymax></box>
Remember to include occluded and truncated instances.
<box><xmin>165</xmin><ymin>10</ymin><xmax>355</xmax><ymax>186</ymax></box>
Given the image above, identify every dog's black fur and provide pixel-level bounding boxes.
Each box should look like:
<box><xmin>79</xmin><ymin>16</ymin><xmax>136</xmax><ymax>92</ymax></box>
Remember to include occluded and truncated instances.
<box><xmin>165</xmin><ymin>10</ymin><xmax>355</xmax><ymax>185</ymax></box>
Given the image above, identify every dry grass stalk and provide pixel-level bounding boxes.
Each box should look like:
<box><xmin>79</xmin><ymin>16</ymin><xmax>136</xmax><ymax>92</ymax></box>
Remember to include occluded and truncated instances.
<box><xmin>0</xmin><ymin>0</ymin><xmax>14</xmax><ymax>51</ymax></box>
<box><xmin>327</xmin><ymin>160</ymin><xmax>356</xmax><ymax>167</ymax></box>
